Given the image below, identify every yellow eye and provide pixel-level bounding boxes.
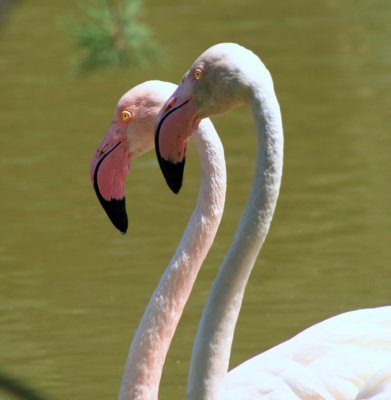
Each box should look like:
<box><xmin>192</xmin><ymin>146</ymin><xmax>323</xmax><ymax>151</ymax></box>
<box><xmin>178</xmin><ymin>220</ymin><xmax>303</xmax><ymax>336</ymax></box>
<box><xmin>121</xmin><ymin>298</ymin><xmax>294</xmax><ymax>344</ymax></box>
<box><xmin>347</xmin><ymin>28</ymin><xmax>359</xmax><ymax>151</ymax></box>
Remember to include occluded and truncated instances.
<box><xmin>194</xmin><ymin>68</ymin><xmax>203</xmax><ymax>80</ymax></box>
<box><xmin>121</xmin><ymin>110</ymin><xmax>132</xmax><ymax>122</ymax></box>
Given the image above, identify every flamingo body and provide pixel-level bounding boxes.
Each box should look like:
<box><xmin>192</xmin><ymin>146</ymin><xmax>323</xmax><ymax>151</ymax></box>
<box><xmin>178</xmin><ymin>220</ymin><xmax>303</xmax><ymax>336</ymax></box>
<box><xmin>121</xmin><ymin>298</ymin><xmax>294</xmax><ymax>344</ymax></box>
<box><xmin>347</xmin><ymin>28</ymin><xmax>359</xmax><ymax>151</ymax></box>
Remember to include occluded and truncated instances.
<box><xmin>155</xmin><ymin>43</ymin><xmax>391</xmax><ymax>400</ymax></box>
<box><xmin>355</xmin><ymin>364</ymin><xmax>391</xmax><ymax>399</ymax></box>
<box><xmin>223</xmin><ymin>306</ymin><xmax>391</xmax><ymax>399</ymax></box>
<box><xmin>90</xmin><ymin>80</ymin><xmax>227</xmax><ymax>399</ymax></box>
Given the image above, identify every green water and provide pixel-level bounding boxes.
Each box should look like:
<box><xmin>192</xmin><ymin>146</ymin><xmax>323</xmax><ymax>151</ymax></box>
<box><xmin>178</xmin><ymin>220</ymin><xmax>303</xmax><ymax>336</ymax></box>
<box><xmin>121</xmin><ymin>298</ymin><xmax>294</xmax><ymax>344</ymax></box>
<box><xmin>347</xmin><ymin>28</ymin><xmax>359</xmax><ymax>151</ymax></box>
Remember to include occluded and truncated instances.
<box><xmin>1</xmin><ymin>1</ymin><xmax>390</xmax><ymax>399</ymax></box>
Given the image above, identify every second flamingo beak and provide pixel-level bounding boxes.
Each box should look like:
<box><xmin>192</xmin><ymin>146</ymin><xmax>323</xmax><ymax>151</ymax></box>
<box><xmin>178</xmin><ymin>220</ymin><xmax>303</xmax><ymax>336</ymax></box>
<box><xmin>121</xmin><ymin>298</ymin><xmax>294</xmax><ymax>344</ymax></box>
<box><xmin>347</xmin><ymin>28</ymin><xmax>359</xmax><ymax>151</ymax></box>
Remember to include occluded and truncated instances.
<box><xmin>90</xmin><ymin>125</ymin><xmax>130</xmax><ymax>233</ymax></box>
<box><xmin>155</xmin><ymin>87</ymin><xmax>199</xmax><ymax>194</ymax></box>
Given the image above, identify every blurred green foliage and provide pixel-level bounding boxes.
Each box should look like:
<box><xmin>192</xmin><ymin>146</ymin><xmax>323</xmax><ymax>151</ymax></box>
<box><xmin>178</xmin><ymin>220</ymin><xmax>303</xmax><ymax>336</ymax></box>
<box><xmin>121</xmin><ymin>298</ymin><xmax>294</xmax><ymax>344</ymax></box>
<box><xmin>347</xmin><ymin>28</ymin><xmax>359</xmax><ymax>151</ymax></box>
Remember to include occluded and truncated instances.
<box><xmin>68</xmin><ymin>0</ymin><xmax>161</xmax><ymax>72</ymax></box>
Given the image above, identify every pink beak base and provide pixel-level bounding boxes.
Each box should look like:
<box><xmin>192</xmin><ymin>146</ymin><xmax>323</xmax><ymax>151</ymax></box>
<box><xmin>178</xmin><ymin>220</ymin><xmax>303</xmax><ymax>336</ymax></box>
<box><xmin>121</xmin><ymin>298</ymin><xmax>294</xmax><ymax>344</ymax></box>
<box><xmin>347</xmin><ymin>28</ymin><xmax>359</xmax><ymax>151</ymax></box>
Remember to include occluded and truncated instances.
<box><xmin>90</xmin><ymin>140</ymin><xmax>130</xmax><ymax>233</ymax></box>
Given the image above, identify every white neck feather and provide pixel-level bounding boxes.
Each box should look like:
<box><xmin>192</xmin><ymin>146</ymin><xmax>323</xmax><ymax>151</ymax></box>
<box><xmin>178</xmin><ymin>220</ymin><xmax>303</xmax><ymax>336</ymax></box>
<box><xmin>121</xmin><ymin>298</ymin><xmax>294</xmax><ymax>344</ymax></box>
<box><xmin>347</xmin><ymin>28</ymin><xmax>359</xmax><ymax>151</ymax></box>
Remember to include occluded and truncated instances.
<box><xmin>187</xmin><ymin>70</ymin><xmax>284</xmax><ymax>400</ymax></box>
<box><xmin>118</xmin><ymin>118</ymin><xmax>226</xmax><ymax>400</ymax></box>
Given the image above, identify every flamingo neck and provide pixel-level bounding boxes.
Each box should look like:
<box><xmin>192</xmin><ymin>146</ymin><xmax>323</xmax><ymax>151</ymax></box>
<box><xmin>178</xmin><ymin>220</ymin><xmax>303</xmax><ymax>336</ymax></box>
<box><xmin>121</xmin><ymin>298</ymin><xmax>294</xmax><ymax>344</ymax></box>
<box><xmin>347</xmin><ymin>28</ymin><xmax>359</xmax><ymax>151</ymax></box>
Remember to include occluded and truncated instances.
<box><xmin>118</xmin><ymin>118</ymin><xmax>226</xmax><ymax>400</ymax></box>
<box><xmin>187</xmin><ymin>70</ymin><xmax>283</xmax><ymax>400</ymax></box>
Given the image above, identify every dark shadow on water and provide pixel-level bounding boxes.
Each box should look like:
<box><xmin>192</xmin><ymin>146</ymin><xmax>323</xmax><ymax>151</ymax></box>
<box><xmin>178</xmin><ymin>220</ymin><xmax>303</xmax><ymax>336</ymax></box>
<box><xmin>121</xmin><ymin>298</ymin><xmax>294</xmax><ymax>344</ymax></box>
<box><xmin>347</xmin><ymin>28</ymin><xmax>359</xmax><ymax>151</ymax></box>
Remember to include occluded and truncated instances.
<box><xmin>0</xmin><ymin>0</ymin><xmax>20</xmax><ymax>27</ymax></box>
<box><xmin>0</xmin><ymin>370</ymin><xmax>52</xmax><ymax>400</ymax></box>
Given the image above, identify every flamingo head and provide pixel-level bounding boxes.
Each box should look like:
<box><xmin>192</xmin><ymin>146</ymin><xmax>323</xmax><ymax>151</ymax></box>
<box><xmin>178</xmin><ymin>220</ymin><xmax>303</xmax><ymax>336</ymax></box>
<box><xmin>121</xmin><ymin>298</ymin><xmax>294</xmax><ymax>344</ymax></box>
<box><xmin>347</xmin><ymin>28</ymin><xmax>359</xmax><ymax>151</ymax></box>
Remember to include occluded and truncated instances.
<box><xmin>90</xmin><ymin>81</ymin><xmax>177</xmax><ymax>233</ymax></box>
<box><xmin>155</xmin><ymin>43</ymin><xmax>258</xmax><ymax>193</ymax></box>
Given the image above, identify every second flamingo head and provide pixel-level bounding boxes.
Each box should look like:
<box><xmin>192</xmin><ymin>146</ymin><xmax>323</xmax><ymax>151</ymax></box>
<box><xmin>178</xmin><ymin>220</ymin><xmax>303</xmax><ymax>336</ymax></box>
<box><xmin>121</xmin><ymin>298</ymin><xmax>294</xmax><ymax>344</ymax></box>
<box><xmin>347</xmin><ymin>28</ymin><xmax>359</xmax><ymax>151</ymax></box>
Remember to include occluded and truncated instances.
<box><xmin>90</xmin><ymin>80</ymin><xmax>177</xmax><ymax>233</ymax></box>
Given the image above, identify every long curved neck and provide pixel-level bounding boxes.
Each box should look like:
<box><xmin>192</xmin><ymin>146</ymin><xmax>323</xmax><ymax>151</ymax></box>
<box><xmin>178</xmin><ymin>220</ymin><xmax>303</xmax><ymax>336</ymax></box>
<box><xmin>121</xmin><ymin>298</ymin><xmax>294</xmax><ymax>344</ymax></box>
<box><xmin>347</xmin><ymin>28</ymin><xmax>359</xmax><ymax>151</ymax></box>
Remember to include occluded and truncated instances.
<box><xmin>187</xmin><ymin>70</ymin><xmax>283</xmax><ymax>400</ymax></box>
<box><xmin>119</xmin><ymin>119</ymin><xmax>226</xmax><ymax>400</ymax></box>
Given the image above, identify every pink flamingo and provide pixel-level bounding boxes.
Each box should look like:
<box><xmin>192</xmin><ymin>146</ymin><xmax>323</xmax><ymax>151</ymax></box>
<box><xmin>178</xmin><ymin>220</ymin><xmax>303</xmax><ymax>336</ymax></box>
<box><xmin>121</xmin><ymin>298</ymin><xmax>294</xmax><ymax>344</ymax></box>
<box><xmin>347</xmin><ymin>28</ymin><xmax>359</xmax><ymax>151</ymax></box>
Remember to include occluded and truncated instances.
<box><xmin>90</xmin><ymin>80</ymin><xmax>227</xmax><ymax>399</ymax></box>
<box><xmin>155</xmin><ymin>43</ymin><xmax>391</xmax><ymax>399</ymax></box>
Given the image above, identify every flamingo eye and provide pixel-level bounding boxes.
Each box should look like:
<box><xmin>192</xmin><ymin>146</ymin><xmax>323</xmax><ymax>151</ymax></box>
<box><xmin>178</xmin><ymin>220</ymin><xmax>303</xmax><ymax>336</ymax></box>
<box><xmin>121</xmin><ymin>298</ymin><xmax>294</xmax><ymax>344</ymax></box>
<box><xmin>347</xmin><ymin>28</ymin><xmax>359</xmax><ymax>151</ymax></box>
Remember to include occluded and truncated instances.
<box><xmin>194</xmin><ymin>68</ymin><xmax>203</xmax><ymax>80</ymax></box>
<box><xmin>121</xmin><ymin>110</ymin><xmax>132</xmax><ymax>122</ymax></box>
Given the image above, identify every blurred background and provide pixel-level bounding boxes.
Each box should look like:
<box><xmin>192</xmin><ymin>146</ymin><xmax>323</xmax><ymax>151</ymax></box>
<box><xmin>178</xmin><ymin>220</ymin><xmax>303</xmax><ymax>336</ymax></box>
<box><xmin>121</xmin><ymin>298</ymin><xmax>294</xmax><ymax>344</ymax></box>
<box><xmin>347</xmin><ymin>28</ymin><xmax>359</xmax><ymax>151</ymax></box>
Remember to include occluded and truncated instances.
<box><xmin>1</xmin><ymin>0</ymin><xmax>390</xmax><ymax>398</ymax></box>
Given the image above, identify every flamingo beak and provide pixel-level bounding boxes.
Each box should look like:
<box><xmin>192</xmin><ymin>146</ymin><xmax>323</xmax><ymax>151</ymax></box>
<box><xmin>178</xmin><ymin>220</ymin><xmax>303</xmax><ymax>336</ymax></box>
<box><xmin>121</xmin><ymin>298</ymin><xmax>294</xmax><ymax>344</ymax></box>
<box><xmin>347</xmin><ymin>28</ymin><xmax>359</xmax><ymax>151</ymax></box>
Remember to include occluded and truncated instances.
<box><xmin>155</xmin><ymin>86</ymin><xmax>199</xmax><ymax>194</ymax></box>
<box><xmin>90</xmin><ymin>126</ymin><xmax>130</xmax><ymax>233</ymax></box>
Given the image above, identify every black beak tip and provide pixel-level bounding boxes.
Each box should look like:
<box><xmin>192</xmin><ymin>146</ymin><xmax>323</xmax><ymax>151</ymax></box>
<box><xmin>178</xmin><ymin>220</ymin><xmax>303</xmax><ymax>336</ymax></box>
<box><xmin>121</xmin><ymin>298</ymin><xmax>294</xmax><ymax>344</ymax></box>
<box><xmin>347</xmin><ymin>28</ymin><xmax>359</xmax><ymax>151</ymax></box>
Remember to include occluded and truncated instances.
<box><xmin>102</xmin><ymin>198</ymin><xmax>128</xmax><ymax>234</ymax></box>
<box><xmin>93</xmin><ymin>181</ymin><xmax>128</xmax><ymax>233</ymax></box>
<box><xmin>159</xmin><ymin>157</ymin><xmax>185</xmax><ymax>194</ymax></box>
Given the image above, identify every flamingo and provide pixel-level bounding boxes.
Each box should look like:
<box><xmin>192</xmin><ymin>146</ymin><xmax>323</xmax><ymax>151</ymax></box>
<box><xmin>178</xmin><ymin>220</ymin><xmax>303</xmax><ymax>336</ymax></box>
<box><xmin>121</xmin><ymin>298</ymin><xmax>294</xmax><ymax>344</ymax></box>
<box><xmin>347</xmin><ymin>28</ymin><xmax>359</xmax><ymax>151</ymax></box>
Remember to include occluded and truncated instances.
<box><xmin>355</xmin><ymin>364</ymin><xmax>391</xmax><ymax>399</ymax></box>
<box><xmin>155</xmin><ymin>43</ymin><xmax>391</xmax><ymax>399</ymax></box>
<box><xmin>90</xmin><ymin>80</ymin><xmax>227</xmax><ymax>400</ymax></box>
